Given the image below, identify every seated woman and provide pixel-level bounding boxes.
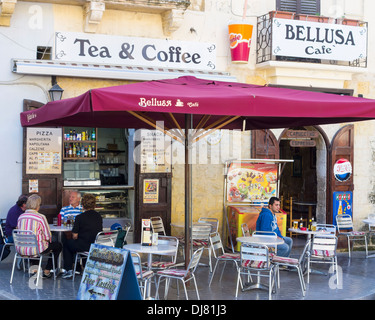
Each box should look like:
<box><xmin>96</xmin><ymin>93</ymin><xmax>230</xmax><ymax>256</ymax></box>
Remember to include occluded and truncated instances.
<box><xmin>17</xmin><ymin>194</ymin><xmax>62</xmax><ymax>278</ymax></box>
<box><xmin>61</xmin><ymin>193</ymin><xmax>103</xmax><ymax>279</ymax></box>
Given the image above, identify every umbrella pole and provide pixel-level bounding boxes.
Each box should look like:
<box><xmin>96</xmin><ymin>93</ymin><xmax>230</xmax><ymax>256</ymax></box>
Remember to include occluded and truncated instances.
<box><xmin>184</xmin><ymin>114</ymin><xmax>192</xmax><ymax>268</ymax></box>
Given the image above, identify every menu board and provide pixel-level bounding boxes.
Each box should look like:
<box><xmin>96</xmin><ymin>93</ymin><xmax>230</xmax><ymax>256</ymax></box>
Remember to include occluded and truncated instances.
<box><xmin>26</xmin><ymin>128</ymin><xmax>62</xmax><ymax>174</ymax></box>
<box><xmin>226</xmin><ymin>161</ymin><xmax>278</xmax><ymax>204</ymax></box>
<box><xmin>140</xmin><ymin>130</ymin><xmax>171</xmax><ymax>173</ymax></box>
<box><xmin>77</xmin><ymin>243</ymin><xmax>142</xmax><ymax>300</ymax></box>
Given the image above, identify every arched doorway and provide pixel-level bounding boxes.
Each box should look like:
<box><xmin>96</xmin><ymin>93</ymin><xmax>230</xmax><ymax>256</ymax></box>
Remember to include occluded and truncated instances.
<box><xmin>278</xmin><ymin>126</ymin><xmax>330</xmax><ymax>223</ymax></box>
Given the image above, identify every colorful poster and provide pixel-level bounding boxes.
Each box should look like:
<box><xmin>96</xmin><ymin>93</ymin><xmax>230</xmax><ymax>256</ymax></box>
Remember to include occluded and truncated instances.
<box><xmin>227</xmin><ymin>161</ymin><xmax>278</xmax><ymax>204</ymax></box>
<box><xmin>143</xmin><ymin>179</ymin><xmax>159</xmax><ymax>203</ymax></box>
<box><xmin>332</xmin><ymin>191</ymin><xmax>353</xmax><ymax>226</ymax></box>
<box><xmin>77</xmin><ymin>244</ymin><xmax>142</xmax><ymax>300</ymax></box>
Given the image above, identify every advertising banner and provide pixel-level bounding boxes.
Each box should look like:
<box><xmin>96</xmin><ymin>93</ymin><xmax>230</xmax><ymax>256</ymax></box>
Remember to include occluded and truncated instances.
<box><xmin>226</xmin><ymin>161</ymin><xmax>278</xmax><ymax>204</ymax></box>
<box><xmin>271</xmin><ymin>18</ymin><xmax>367</xmax><ymax>61</ymax></box>
<box><xmin>77</xmin><ymin>244</ymin><xmax>142</xmax><ymax>300</ymax></box>
<box><xmin>332</xmin><ymin>191</ymin><xmax>352</xmax><ymax>226</ymax></box>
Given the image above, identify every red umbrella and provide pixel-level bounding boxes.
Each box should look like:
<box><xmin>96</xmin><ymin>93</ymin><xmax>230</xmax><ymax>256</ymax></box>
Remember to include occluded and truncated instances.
<box><xmin>20</xmin><ymin>76</ymin><xmax>375</xmax><ymax>265</ymax></box>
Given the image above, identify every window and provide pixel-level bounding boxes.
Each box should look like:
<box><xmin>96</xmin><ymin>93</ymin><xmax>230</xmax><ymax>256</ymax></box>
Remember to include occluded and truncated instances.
<box><xmin>36</xmin><ymin>46</ymin><xmax>52</xmax><ymax>60</ymax></box>
<box><xmin>276</xmin><ymin>0</ymin><xmax>320</xmax><ymax>15</ymax></box>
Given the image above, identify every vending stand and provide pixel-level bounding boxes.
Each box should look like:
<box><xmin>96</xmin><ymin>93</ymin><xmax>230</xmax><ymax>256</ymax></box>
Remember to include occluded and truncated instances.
<box><xmin>224</xmin><ymin>159</ymin><xmax>293</xmax><ymax>252</ymax></box>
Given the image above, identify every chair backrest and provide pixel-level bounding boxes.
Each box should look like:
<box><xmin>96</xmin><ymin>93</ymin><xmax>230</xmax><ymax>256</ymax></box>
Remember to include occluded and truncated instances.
<box><xmin>311</xmin><ymin>234</ymin><xmax>337</xmax><ymax>257</ymax></box>
<box><xmin>157</xmin><ymin>235</ymin><xmax>179</xmax><ymax>263</ymax></box>
<box><xmin>209</xmin><ymin>232</ymin><xmax>225</xmax><ymax>259</ymax></box>
<box><xmin>95</xmin><ymin>230</ymin><xmax>118</xmax><ymax>247</ymax></box>
<box><xmin>12</xmin><ymin>229</ymin><xmax>40</xmax><ymax>257</ymax></box>
<box><xmin>336</xmin><ymin>214</ymin><xmax>353</xmax><ymax>233</ymax></box>
<box><xmin>130</xmin><ymin>251</ymin><xmax>144</xmax><ymax>278</ymax></box>
<box><xmin>198</xmin><ymin>217</ymin><xmax>219</xmax><ymax>233</ymax></box>
<box><xmin>252</xmin><ymin>230</ymin><xmax>277</xmax><ymax>238</ymax></box>
<box><xmin>150</xmin><ymin>216</ymin><xmax>166</xmax><ymax>236</ymax></box>
<box><xmin>240</xmin><ymin>242</ymin><xmax>271</xmax><ymax>270</ymax></box>
<box><xmin>241</xmin><ymin>223</ymin><xmax>251</xmax><ymax>237</ymax></box>
<box><xmin>187</xmin><ymin>247</ymin><xmax>204</xmax><ymax>274</ymax></box>
<box><xmin>192</xmin><ymin>224</ymin><xmax>211</xmax><ymax>240</ymax></box>
<box><xmin>0</xmin><ymin>223</ymin><xmax>6</xmax><ymax>239</ymax></box>
<box><xmin>316</xmin><ymin>224</ymin><xmax>336</xmax><ymax>234</ymax></box>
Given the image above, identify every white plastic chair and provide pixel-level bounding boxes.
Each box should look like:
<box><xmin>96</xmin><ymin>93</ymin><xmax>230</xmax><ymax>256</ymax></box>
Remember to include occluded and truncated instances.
<box><xmin>155</xmin><ymin>247</ymin><xmax>204</xmax><ymax>300</ymax></box>
<box><xmin>209</xmin><ymin>232</ymin><xmax>242</xmax><ymax>287</ymax></box>
<box><xmin>10</xmin><ymin>229</ymin><xmax>56</xmax><ymax>287</ymax></box>
<box><xmin>307</xmin><ymin>234</ymin><xmax>339</xmax><ymax>285</ymax></box>
<box><xmin>336</xmin><ymin>214</ymin><xmax>368</xmax><ymax>258</ymax></box>
<box><xmin>72</xmin><ymin>230</ymin><xmax>118</xmax><ymax>280</ymax></box>
<box><xmin>236</xmin><ymin>242</ymin><xmax>277</xmax><ymax>300</ymax></box>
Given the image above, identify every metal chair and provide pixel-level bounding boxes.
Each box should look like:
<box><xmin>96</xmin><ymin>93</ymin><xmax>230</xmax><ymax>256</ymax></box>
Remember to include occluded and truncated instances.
<box><xmin>272</xmin><ymin>239</ymin><xmax>310</xmax><ymax>296</ymax></box>
<box><xmin>316</xmin><ymin>223</ymin><xmax>336</xmax><ymax>234</ymax></box>
<box><xmin>72</xmin><ymin>230</ymin><xmax>119</xmax><ymax>280</ymax></box>
<box><xmin>236</xmin><ymin>242</ymin><xmax>277</xmax><ymax>300</ymax></box>
<box><xmin>336</xmin><ymin>214</ymin><xmax>368</xmax><ymax>258</ymax></box>
<box><xmin>198</xmin><ymin>217</ymin><xmax>219</xmax><ymax>234</ymax></box>
<box><xmin>241</xmin><ymin>223</ymin><xmax>251</xmax><ymax>237</ymax></box>
<box><xmin>10</xmin><ymin>229</ymin><xmax>56</xmax><ymax>287</ymax></box>
<box><xmin>131</xmin><ymin>251</ymin><xmax>154</xmax><ymax>300</ymax></box>
<box><xmin>0</xmin><ymin>222</ymin><xmax>13</xmax><ymax>261</ymax></box>
<box><xmin>307</xmin><ymin>234</ymin><xmax>339</xmax><ymax>285</ymax></box>
<box><xmin>192</xmin><ymin>224</ymin><xmax>212</xmax><ymax>271</ymax></box>
<box><xmin>209</xmin><ymin>232</ymin><xmax>242</xmax><ymax>287</ymax></box>
<box><xmin>155</xmin><ymin>247</ymin><xmax>204</xmax><ymax>300</ymax></box>
<box><xmin>150</xmin><ymin>216</ymin><xmax>166</xmax><ymax>236</ymax></box>
<box><xmin>143</xmin><ymin>236</ymin><xmax>179</xmax><ymax>270</ymax></box>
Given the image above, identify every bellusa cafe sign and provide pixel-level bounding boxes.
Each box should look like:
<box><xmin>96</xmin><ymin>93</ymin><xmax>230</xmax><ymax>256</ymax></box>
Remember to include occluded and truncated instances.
<box><xmin>54</xmin><ymin>32</ymin><xmax>217</xmax><ymax>71</ymax></box>
<box><xmin>271</xmin><ymin>18</ymin><xmax>367</xmax><ymax>61</ymax></box>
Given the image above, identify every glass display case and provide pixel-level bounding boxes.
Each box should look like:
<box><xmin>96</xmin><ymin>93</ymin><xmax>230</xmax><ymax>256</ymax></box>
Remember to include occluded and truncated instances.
<box><xmin>63</xmin><ymin>161</ymin><xmax>101</xmax><ymax>186</ymax></box>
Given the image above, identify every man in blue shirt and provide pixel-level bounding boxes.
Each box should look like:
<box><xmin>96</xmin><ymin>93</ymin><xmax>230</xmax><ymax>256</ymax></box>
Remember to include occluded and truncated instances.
<box><xmin>256</xmin><ymin>196</ymin><xmax>293</xmax><ymax>257</ymax></box>
<box><xmin>59</xmin><ymin>190</ymin><xmax>83</xmax><ymax>221</ymax></box>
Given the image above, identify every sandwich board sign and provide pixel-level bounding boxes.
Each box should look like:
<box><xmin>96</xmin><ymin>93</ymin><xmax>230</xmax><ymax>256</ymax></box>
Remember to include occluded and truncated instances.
<box><xmin>77</xmin><ymin>243</ymin><xmax>142</xmax><ymax>300</ymax></box>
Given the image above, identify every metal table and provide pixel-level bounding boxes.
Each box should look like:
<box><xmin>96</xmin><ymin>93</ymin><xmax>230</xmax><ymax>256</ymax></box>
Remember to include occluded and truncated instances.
<box><xmin>363</xmin><ymin>219</ymin><xmax>375</xmax><ymax>258</ymax></box>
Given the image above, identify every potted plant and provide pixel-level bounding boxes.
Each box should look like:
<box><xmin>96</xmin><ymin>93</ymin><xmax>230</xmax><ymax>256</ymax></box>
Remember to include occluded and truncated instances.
<box><xmin>336</xmin><ymin>17</ymin><xmax>360</xmax><ymax>26</ymax></box>
<box><xmin>269</xmin><ymin>11</ymin><xmax>295</xmax><ymax>20</ymax></box>
<box><xmin>295</xmin><ymin>13</ymin><xmax>329</xmax><ymax>23</ymax></box>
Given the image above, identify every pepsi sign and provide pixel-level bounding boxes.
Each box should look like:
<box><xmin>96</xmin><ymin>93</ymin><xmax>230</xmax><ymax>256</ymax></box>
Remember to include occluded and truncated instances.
<box><xmin>333</xmin><ymin>158</ymin><xmax>352</xmax><ymax>182</ymax></box>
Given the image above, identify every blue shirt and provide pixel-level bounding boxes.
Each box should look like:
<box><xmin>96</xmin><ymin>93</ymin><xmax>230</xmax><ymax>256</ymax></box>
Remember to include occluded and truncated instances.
<box><xmin>59</xmin><ymin>204</ymin><xmax>83</xmax><ymax>220</ymax></box>
<box><xmin>255</xmin><ymin>207</ymin><xmax>282</xmax><ymax>238</ymax></box>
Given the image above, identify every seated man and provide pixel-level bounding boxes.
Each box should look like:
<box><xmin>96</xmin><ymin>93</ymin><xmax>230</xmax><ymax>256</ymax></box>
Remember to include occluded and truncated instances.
<box><xmin>61</xmin><ymin>193</ymin><xmax>102</xmax><ymax>279</ymax></box>
<box><xmin>59</xmin><ymin>190</ymin><xmax>83</xmax><ymax>221</ymax></box>
<box><xmin>256</xmin><ymin>196</ymin><xmax>293</xmax><ymax>257</ymax></box>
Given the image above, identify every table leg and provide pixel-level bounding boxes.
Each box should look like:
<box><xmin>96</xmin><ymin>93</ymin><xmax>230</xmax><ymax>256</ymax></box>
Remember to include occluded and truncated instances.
<box><xmin>145</xmin><ymin>253</ymin><xmax>153</xmax><ymax>299</ymax></box>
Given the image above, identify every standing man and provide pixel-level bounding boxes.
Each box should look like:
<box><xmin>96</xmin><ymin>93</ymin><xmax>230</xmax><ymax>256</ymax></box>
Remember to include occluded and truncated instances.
<box><xmin>59</xmin><ymin>190</ymin><xmax>83</xmax><ymax>221</ymax></box>
<box><xmin>256</xmin><ymin>196</ymin><xmax>293</xmax><ymax>257</ymax></box>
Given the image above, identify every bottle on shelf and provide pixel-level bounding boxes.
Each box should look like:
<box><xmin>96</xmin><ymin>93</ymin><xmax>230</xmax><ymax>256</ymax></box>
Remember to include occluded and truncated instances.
<box><xmin>84</xmin><ymin>146</ymin><xmax>88</xmax><ymax>157</ymax></box>
<box><xmin>88</xmin><ymin>144</ymin><xmax>92</xmax><ymax>158</ymax></box>
<box><xmin>86</xmin><ymin>130</ymin><xmax>89</xmax><ymax>141</ymax></box>
<box><xmin>82</xmin><ymin>130</ymin><xmax>86</xmax><ymax>141</ymax></box>
<box><xmin>91</xmin><ymin>129</ymin><xmax>96</xmax><ymax>141</ymax></box>
<box><xmin>69</xmin><ymin>129</ymin><xmax>73</xmax><ymax>140</ymax></box>
<box><xmin>91</xmin><ymin>144</ymin><xmax>96</xmax><ymax>158</ymax></box>
<box><xmin>299</xmin><ymin>216</ymin><xmax>303</xmax><ymax>229</ymax></box>
<box><xmin>72</xmin><ymin>143</ymin><xmax>76</xmax><ymax>157</ymax></box>
<box><xmin>68</xmin><ymin>144</ymin><xmax>73</xmax><ymax>157</ymax></box>
<box><xmin>76</xmin><ymin>143</ymin><xmax>81</xmax><ymax>157</ymax></box>
<box><xmin>81</xmin><ymin>144</ymin><xmax>85</xmax><ymax>157</ymax></box>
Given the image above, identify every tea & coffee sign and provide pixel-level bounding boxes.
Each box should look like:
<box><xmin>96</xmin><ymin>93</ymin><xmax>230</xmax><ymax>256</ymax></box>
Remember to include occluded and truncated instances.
<box><xmin>54</xmin><ymin>31</ymin><xmax>217</xmax><ymax>70</ymax></box>
<box><xmin>272</xmin><ymin>18</ymin><xmax>367</xmax><ymax>61</ymax></box>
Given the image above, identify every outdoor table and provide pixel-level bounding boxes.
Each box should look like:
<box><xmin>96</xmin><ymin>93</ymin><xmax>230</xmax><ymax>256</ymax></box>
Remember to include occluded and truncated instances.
<box><xmin>49</xmin><ymin>224</ymin><xmax>72</xmax><ymax>271</ymax></box>
<box><xmin>363</xmin><ymin>219</ymin><xmax>375</xmax><ymax>258</ymax></box>
<box><xmin>236</xmin><ymin>235</ymin><xmax>284</xmax><ymax>292</ymax></box>
<box><xmin>294</xmin><ymin>201</ymin><xmax>317</xmax><ymax>221</ymax></box>
<box><xmin>123</xmin><ymin>242</ymin><xmax>176</xmax><ymax>299</ymax></box>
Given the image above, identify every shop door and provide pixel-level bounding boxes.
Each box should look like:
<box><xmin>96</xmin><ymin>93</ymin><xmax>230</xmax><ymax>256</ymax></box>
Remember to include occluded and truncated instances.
<box><xmin>135</xmin><ymin>172</ymin><xmax>172</xmax><ymax>241</ymax></box>
<box><xmin>328</xmin><ymin>124</ymin><xmax>354</xmax><ymax>224</ymax></box>
<box><xmin>22</xmin><ymin>99</ymin><xmax>63</xmax><ymax>223</ymax></box>
<box><xmin>251</xmin><ymin>129</ymin><xmax>279</xmax><ymax>159</ymax></box>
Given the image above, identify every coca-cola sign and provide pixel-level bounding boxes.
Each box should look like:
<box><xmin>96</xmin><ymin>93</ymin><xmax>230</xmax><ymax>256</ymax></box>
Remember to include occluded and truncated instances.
<box><xmin>271</xmin><ymin>18</ymin><xmax>367</xmax><ymax>61</ymax></box>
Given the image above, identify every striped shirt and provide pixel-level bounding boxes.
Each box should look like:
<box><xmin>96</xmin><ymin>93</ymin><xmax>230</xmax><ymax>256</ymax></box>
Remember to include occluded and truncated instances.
<box><xmin>59</xmin><ymin>204</ymin><xmax>83</xmax><ymax>220</ymax></box>
<box><xmin>16</xmin><ymin>210</ymin><xmax>51</xmax><ymax>256</ymax></box>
